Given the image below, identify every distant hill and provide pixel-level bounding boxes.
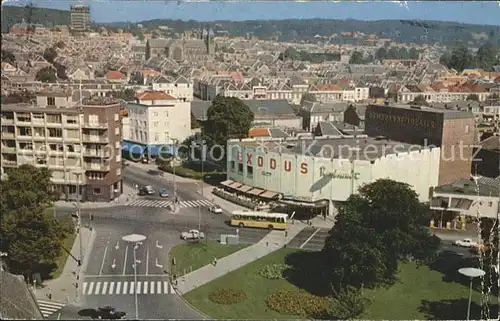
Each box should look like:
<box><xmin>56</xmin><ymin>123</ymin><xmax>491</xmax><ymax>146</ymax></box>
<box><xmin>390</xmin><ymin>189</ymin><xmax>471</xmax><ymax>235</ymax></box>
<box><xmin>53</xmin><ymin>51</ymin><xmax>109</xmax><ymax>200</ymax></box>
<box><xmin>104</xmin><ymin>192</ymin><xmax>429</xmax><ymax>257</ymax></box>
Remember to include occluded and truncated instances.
<box><xmin>2</xmin><ymin>4</ymin><xmax>498</xmax><ymax>46</ymax></box>
<box><xmin>1</xmin><ymin>5</ymin><xmax>70</xmax><ymax>33</ymax></box>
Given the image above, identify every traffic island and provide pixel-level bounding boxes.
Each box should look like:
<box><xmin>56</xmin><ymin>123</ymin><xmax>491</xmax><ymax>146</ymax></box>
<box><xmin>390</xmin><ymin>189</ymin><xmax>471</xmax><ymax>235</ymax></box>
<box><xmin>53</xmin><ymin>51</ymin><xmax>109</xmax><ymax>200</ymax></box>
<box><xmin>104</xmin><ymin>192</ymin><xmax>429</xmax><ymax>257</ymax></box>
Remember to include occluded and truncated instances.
<box><xmin>170</xmin><ymin>241</ymin><xmax>249</xmax><ymax>278</ymax></box>
<box><xmin>183</xmin><ymin>248</ymin><xmax>494</xmax><ymax>320</ymax></box>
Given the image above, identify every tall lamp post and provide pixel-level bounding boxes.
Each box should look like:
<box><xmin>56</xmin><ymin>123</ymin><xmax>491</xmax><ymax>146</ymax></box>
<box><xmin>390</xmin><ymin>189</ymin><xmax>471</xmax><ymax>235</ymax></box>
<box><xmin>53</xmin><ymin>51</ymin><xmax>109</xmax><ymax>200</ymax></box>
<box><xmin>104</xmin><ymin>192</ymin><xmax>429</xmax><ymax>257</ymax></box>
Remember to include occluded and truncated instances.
<box><xmin>200</xmin><ymin>139</ymin><xmax>205</xmax><ymax>196</ymax></box>
<box><xmin>122</xmin><ymin>234</ymin><xmax>147</xmax><ymax>320</ymax></box>
<box><xmin>458</xmin><ymin>267</ymin><xmax>486</xmax><ymax>320</ymax></box>
<box><xmin>72</xmin><ymin>169</ymin><xmax>85</xmax><ymax>263</ymax></box>
<box><xmin>172</xmin><ymin>139</ymin><xmax>178</xmax><ymax>213</ymax></box>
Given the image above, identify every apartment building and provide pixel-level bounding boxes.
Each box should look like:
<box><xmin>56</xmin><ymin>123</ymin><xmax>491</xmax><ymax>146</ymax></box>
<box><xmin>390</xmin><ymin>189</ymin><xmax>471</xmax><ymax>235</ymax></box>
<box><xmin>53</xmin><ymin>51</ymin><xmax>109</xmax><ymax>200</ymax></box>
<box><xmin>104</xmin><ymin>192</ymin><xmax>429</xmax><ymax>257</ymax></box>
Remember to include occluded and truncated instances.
<box><xmin>70</xmin><ymin>4</ymin><xmax>91</xmax><ymax>34</ymax></box>
<box><xmin>121</xmin><ymin>91</ymin><xmax>191</xmax><ymax>158</ymax></box>
<box><xmin>147</xmin><ymin>75</ymin><xmax>194</xmax><ymax>102</ymax></box>
<box><xmin>1</xmin><ymin>91</ymin><xmax>123</xmax><ymax>202</ymax></box>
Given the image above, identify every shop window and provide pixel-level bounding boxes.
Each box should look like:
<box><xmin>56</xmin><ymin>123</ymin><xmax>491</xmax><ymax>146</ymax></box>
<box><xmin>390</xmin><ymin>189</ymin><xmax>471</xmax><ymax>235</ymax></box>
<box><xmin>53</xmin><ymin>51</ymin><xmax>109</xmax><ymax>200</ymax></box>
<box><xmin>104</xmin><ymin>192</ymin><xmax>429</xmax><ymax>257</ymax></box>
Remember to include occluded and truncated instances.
<box><xmin>230</xmin><ymin>161</ymin><xmax>235</xmax><ymax>172</ymax></box>
<box><xmin>238</xmin><ymin>163</ymin><xmax>243</xmax><ymax>174</ymax></box>
<box><xmin>247</xmin><ymin>165</ymin><xmax>253</xmax><ymax>178</ymax></box>
<box><xmin>93</xmin><ymin>188</ymin><xmax>101</xmax><ymax>195</ymax></box>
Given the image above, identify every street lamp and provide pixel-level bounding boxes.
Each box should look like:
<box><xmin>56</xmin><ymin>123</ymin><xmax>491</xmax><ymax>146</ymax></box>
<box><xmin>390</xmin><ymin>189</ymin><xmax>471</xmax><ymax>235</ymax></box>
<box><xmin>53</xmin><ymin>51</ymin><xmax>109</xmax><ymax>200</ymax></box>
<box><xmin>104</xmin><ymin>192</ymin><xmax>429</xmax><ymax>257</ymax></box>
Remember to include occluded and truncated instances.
<box><xmin>458</xmin><ymin>267</ymin><xmax>486</xmax><ymax>320</ymax></box>
<box><xmin>200</xmin><ymin>139</ymin><xmax>205</xmax><ymax>196</ymax></box>
<box><xmin>72</xmin><ymin>169</ymin><xmax>85</xmax><ymax>263</ymax></box>
<box><xmin>172</xmin><ymin>139</ymin><xmax>178</xmax><ymax>213</ymax></box>
<box><xmin>122</xmin><ymin>234</ymin><xmax>147</xmax><ymax>320</ymax></box>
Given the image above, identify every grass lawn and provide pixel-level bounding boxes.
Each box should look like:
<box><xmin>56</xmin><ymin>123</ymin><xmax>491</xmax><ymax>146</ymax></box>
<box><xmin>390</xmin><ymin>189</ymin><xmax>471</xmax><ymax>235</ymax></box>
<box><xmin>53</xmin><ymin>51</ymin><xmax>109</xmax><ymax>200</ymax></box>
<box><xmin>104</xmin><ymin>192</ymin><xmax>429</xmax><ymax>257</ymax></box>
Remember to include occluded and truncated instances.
<box><xmin>49</xmin><ymin>215</ymin><xmax>76</xmax><ymax>280</ymax></box>
<box><xmin>170</xmin><ymin>241</ymin><xmax>249</xmax><ymax>277</ymax></box>
<box><xmin>184</xmin><ymin>248</ymin><xmax>497</xmax><ymax>320</ymax></box>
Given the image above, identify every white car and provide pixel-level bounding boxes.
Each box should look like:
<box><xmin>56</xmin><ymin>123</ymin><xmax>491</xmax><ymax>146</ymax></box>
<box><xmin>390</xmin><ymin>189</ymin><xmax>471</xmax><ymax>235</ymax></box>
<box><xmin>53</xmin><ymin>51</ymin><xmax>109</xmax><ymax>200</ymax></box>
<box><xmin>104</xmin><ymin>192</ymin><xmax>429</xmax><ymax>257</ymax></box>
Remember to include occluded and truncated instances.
<box><xmin>181</xmin><ymin>229</ymin><xmax>205</xmax><ymax>240</ymax></box>
<box><xmin>209</xmin><ymin>205</ymin><xmax>223</xmax><ymax>214</ymax></box>
<box><xmin>454</xmin><ymin>238</ymin><xmax>478</xmax><ymax>248</ymax></box>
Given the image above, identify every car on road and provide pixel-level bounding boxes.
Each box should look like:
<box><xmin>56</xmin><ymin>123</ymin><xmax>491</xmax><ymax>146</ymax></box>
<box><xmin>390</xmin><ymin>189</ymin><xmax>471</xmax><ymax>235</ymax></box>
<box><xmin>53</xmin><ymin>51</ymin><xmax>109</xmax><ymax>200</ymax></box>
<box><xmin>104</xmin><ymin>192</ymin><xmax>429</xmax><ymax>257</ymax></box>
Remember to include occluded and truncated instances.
<box><xmin>158</xmin><ymin>188</ymin><xmax>169</xmax><ymax>198</ymax></box>
<box><xmin>209</xmin><ymin>205</ymin><xmax>223</xmax><ymax>214</ymax></box>
<box><xmin>139</xmin><ymin>185</ymin><xmax>155</xmax><ymax>195</ymax></box>
<box><xmin>454</xmin><ymin>238</ymin><xmax>478</xmax><ymax>248</ymax></box>
<box><xmin>97</xmin><ymin>306</ymin><xmax>126</xmax><ymax>319</ymax></box>
<box><xmin>181</xmin><ymin>229</ymin><xmax>205</xmax><ymax>240</ymax></box>
<box><xmin>469</xmin><ymin>243</ymin><xmax>489</xmax><ymax>254</ymax></box>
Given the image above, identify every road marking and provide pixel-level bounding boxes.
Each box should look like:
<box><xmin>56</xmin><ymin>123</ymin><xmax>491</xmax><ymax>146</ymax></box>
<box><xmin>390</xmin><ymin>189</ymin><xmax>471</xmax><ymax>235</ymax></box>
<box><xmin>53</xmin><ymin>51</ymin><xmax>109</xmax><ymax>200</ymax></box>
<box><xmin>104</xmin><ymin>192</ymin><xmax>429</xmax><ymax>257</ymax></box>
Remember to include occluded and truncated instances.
<box><xmin>150</xmin><ymin>281</ymin><xmax>155</xmax><ymax>294</ymax></box>
<box><xmin>95</xmin><ymin>282</ymin><xmax>101</xmax><ymax>295</ymax></box>
<box><xmin>122</xmin><ymin>245</ymin><xmax>128</xmax><ymax>275</ymax></box>
<box><xmin>157</xmin><ymin>281</ymin><xmax>162</xmax><ymax>294</ymax></box>
<box><xmin>143</xmin><ymin>281</ymin><xmax>148</xmax><ymax>294</ymax></box>
<box><xmin>37</xmin><ymin>300</ymin><xmax>66</xmax><ymax>317</ymax></box>
<box><xmin>129</xmin><ymin>281</ymin><xmax>135</xmax><ymax>294</ymax></box>
<box><xmin>146</xmin><ymin>245</ymin><xmax>149</xmax><ymax>275</ymax></box>
<box><xmin>83</xmin><ymin>282</ymin><xmax>88</xmax><ymax>294</ymax></box>
<box><xmin>137</xmin><ymin>281</ymin><xmax>141</xmax><ymax>294</ymax></box>
<box><xmin>99</xmin><ymin>243</ymin><xmax>108</xmax><ymax>275</ymax></box>
<box><xmin>87</xmin><ymin>282</ymin><xmax>94</xmax><ymax>295</ymax></box>
<box><xmin>123</xmin><ymin>282</ymin><xmax>128</xmax><ymax>294</ymax></box>
<box><xmin>116</xmin><ymin>281</ymin><xmax>121</xmax><ymax>294</ymax></box>
<box><xmin>163</xmin><ymin>281</ymin><xmax>168</xmax><ymax>294</ymax></box>
<box><xmin>84</xmin><ymin>274</ymin><xmax>167</xmax><ymax>278</ymax></box>
<box><xmin>102</xmin><ymin>282</ymin><xmax>108</xmax><ymax>294</ymax></box>
<box><xmin>109</xmin><ymin>282</ymin><xmax>115</xmax><ymax>295</ymax></box>
<box><xmin>300</xmin><ymin>228</ymin><xmax>321</xmax><ymax>249</ymax></box>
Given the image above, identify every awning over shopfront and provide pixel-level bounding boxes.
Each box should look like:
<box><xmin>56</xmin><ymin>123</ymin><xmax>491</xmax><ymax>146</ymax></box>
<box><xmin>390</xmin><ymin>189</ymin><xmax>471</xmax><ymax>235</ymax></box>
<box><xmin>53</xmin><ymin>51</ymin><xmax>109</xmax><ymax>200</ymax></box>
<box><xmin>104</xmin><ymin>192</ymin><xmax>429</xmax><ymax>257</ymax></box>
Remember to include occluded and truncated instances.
<box><xmin>247</xmin><ymin>188</ymin><xmax>265</xmax><ymax>196</ymax></box>
<box><xmin>237</xmin><ymin>185</ymin><xmax>253</xmax><ymax>193</ymax></box>
<box><xmin>260</xmin><ymin>191</ymin><xmax>279</xmax><ymax>199</ymax></box>
<box><xmin>220</xmin><ymin>180</ymin><xmax>234</xmax><ymax>187</ymax></box>
<box><xmin>229</xmin><ymin>182</ymin><xmax>243</xmax><ymax>189</ymax></box>
<box><xmin>122</xmin><ymin>141</ymin><xmax>146</xmax><ymax>155</ymax></box>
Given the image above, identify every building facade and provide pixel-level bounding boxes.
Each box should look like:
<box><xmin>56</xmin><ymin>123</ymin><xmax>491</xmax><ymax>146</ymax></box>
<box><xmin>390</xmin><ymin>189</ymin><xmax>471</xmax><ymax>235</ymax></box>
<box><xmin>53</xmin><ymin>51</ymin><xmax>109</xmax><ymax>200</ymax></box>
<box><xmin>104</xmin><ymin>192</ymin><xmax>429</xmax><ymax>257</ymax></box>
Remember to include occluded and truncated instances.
<box><xmin>70</xmin><ymin>4</ymin><xmax>91</xmax><ymax>34</ymax></box>
<box><xmin>121</xmin><ymin>91</ymin><xmax>191</xmax><ymax>157</ymax></box>
<box><xmin>1</xmin><ymin>92</ymin><xmax>123</xmax><ymax>202</ymax></box>
<box><xmin>225</xmin><ymin>136</ymin><xmax>440</xmax><ymax>206</ymax></box>
<box><xmin>364</xmin><ymin>104</ymin><xmax>475</xmax><ymax>186</ymax></box>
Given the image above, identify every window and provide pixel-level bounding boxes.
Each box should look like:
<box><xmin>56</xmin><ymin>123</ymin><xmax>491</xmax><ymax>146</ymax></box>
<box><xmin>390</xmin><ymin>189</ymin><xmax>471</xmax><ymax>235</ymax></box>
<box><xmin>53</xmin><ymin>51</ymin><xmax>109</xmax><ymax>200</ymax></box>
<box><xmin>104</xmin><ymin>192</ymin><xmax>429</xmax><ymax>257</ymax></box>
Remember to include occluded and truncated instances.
<box><xmin>153</xmin><ymin>112</ymin><xmax>159</xmax><ymax>117</ymax></box>
<box><xmin>465</xmin><ymin>125</ymin><xmax>470</xmax><ymax>134</ymax></box>
<box><xmin>247</xmin><ymin>165</ymin><xmax>253</xmax><ymax>178</ymax></box>
<box><xmin>238</xmin><ymin>163</ymin><xmax>243</xmax><ymax>174</ymax></box>
<box><xmin>115</xmin><ymin>141</ymin><xmax>120</xmax><ymax>148</ymax></box>
<box><xmin>115</xmin><ymin>127</ymin><xmax>120</xmax><ymax>135</ymax></box>
<box><xmin>114</xmin><ymin>113</ymin><xmax>119</xmax><ymax>121</ymax></box>
<box><xmin>47</xmin><ymin>97</ymin><xmax>55</xmax><ymax>106</ymax></box>
<box><xmin>154</xmin><ymin>133</ymin><xmax>159</xmax><ymax>142</ymax></box>
<box><xmin>488</xmin><ymin>201</ymin><xmax>493</xmax><ymax>207</ymax></box>
<box><xmin>230</xmin><ymin>161</ymin><xmax>235</xmax><ymax>172</ymax></box>
<box><xmin>116</xmin><ymin>168</ymin><xmax>121</xmax><ymax>176</ymax></box>
<box><xmin>93</xmin><ymin>188</ymin><xmax>101</xmax><ymax>195</ymax></box>
<box><xmin>153</xmin><ymin>121</ymin><xmax>159</xmax><ymax>127</ymax></box>
<box><xmin>116</xmin><ymin>154</ymin><xmax>121</xmax><ymax>162</ymax></box>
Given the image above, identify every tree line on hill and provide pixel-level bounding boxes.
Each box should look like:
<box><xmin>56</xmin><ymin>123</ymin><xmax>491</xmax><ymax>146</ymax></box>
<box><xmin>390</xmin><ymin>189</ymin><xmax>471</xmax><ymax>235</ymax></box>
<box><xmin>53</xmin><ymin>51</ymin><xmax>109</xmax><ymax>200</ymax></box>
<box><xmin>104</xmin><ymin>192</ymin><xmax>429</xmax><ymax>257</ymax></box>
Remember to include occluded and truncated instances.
<box><xmin>3</xmin><ymin>5</ymin><xmax>500</xmax><ymax>46</ymax></box>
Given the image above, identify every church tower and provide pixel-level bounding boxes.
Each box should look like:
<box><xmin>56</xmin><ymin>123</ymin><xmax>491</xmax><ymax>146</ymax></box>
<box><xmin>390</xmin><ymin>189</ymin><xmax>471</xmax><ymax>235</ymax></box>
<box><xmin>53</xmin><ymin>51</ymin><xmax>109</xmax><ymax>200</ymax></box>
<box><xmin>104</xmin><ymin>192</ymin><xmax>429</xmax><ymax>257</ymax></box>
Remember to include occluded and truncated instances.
<box><xmin>205</xmin><ymin>27</ymin><xmax>215</xmax><ymax>55</ymax></box>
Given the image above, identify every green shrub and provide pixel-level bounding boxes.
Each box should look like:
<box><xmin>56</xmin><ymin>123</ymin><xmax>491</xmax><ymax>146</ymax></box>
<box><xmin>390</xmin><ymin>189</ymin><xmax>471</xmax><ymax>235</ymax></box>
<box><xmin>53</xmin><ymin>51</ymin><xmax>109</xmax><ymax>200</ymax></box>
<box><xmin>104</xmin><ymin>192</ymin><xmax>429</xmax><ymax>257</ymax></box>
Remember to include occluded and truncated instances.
<box><xmin>208</xmin><ymin>288</ymin><xmax>247</xmax><ymax>305</ymax></box>
<box><xmin>259</xmin><ymin>264</ymin><xmax>290</xmax><ymax>280</ymax></box>
<box><xmin>266</xmin><ymin>290</ymin><xmax>331</xmax><ymax>318</ymax></box>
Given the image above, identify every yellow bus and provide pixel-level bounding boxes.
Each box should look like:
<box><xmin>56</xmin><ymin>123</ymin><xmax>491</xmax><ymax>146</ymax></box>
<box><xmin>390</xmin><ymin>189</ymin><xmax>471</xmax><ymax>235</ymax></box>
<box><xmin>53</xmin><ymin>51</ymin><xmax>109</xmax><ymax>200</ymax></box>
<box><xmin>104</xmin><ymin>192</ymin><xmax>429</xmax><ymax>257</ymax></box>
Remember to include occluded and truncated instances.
<box><xmin>230</xmin><ymin>211</ymin><xmax>288</xmax><ymax>230</ymax></box>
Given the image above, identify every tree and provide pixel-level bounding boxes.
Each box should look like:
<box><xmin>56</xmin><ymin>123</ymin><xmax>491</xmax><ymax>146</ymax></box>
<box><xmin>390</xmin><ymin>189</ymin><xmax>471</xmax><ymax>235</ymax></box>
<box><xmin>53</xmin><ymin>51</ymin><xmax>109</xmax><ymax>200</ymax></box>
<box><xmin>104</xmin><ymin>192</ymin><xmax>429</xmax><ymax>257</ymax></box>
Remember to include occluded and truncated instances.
<box><xmin>323</xmin><ymin>179</ymin><xmax>440</xmax><ymax>291</ymax></box>
<box><xmin>408</xmin><ymin>47</ymin><xmax>419</xmax><ymax>59</ymax></box>
<box><xmin>349</xmin><ymin>51</ymin><xmax>364</xmax><ymax>64</ymax></box>
<box><xmin>54</xmin><ymin>41</ymin><xmax>65</xmax><ymax>49</ymax></box>
<box><xmin>202</xmin><ymin>95</ymin><xmax>254</xmax><ymax>150</ymax></box>
<box><xmin>43</xmin><ymin>46</ymin><xmax>57</xmax><ymax>63</ymax></box>
<box><xmin>325</xmin><ymin>286</ymin><xmax>371</xmax><ymax>319</ymax></box>
<box><xmin>0</xmin><ymin>165</ymin><xmax>63</xmax><ymax>280</ymax></box>
<box><xmin>300</xmin><ymin>93</ymin><xmax>317</xmax><ymax>104</ymax></box>
<box><xmin>35</xmin><ymin>67</ymin><xmax>57</xmax><ymax>83</ymax></box>
<box><xmin>375</xmin><ymin>47</ymin><xmax>387</xmax><ymax>61</ymax></box>
<box><xmin>466</xmin><ymin>94</ymin><xmax>479</xmax><ymax>101</ymax></box>
<box><xmin>107</xmin><ymin>89</ymin><xmax>136</xmax><ymax>101</ymax></box>
<box><xmin>476</xmin><ymin>42</ymin><xmax>498</xmax><ymax>71</ymax></box>
<box><xmin>1</xmin><ymin>49</ymin><xmax>16</xmax><ymax>65</ymax></box>
<box><xmin>448</xmin><ymin>45</ymin><xmax>473</xmax><ymax>72</ymax></box>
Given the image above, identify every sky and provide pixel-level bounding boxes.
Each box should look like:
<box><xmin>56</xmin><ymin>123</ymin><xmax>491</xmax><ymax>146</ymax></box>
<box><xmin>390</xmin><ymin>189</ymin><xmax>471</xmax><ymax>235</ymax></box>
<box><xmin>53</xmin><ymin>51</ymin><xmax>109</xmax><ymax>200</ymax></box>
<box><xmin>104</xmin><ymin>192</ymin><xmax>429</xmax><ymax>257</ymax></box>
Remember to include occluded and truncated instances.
<box><xmin>4</xmin><ymin>1</ymin><xmax>500</xmax><ymax>26</ymax></box>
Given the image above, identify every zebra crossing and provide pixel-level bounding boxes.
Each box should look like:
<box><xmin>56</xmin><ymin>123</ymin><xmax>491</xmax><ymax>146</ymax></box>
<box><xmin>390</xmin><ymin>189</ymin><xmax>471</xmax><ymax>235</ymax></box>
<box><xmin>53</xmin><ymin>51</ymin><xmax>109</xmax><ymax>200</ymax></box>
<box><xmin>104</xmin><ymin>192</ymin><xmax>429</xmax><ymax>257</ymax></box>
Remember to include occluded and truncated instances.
<box><xmin>36</xmin><ymin>299</ymin><xmax>66</xmax><ymax>318</ymax></box>
<box><xmin>128</xmin><ymin>199</ymin><xmax>214</xmax><ymax>209</ymax></box>
<box><xmin>83</xmin><ymin>280</ymin><xmax>176</xmax><ymax>296</ymax></box>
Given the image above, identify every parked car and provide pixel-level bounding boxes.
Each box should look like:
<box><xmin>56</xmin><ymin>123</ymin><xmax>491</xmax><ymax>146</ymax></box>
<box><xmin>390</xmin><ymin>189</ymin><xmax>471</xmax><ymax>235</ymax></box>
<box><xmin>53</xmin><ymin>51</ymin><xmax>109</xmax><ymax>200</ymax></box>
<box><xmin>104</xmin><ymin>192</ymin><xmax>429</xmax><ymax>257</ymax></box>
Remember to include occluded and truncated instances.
<box><xmin>469</xmin><ymin>244</ymin><xmax>489</xmax><ymax>254</ymax></box>
<box><xmin>209</xmin><ymin>205</ymin><xmax>223</xmax><ymax>214</ymax></box>
<box><xmin>454</xmin><ymin>238</ymin><xmax>478</xmax><ymax>248</ymax></box>
<box><xmin>97</xmin><ymin>306</ymin><xmax>126</xmax><ymax>319</ymax></box>
<box><xmin>139</xmin><ymin>185</ymin><xmax>155</xmax><ymax>195</ymax></box>
<box><xmin>159</xmin><ymin>189</ymin><xmax>169</xmax><ymax>198</ymax></box>
<box><xmin>181</xmin><ymin>229</ymin><xmax>205</xmax><ymax>240</ymax></box>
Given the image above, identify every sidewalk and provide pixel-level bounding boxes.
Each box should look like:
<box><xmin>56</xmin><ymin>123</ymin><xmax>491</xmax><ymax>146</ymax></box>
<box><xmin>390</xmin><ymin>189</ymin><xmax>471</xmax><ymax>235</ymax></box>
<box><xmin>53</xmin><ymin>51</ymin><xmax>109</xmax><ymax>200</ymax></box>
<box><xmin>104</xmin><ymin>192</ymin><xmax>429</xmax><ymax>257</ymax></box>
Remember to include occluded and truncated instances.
<box><xmin>198</xmin><ymin>184</ymin><xmax>249</xmax><ymax>213</ymax></box>
<box><xmin>34</xmin><ymin>227</ymin><xmax>96</xmax><ymax>304</ymax></box>
<box><xmin>175</xmin><ymin>222</ymin><xmax>306</xmax><ymax>294</ymax></box>
<box><xmin>55</xmin><ymin>184</ymin><xmax>137</xmax><ymax>209</ymax></box>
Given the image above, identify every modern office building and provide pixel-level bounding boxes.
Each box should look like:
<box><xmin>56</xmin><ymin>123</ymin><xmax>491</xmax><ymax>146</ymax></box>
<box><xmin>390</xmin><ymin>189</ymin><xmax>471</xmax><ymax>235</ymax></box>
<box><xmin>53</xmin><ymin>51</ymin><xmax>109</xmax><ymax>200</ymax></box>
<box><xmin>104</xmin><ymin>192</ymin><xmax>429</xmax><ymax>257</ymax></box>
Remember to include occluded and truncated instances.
<box><xmin>1</xmin><ymin>90</ymin><xmax>123</xmax><ymax>202</ymax></box>
<box><xmin>224</xmin><ymin>135</ymin><xmax>441</xmax><ymax>214</ymax></box>
<box><xmin>70</xmin><ymin>4</ymin><xmax>91</xmax><ymax>34</ymax></box>
<box><xmin>365</xmin><ymin>103</ymin><xmax>476</xmax><ymax>186</ymax></box>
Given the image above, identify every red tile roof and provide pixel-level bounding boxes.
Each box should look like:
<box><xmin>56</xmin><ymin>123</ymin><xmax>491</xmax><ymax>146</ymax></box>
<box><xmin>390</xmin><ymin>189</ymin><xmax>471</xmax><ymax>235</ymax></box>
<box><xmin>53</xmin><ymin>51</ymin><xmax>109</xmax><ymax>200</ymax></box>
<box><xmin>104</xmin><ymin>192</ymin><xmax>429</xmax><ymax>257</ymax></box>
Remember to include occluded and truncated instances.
<box><xmin>136</xmin><ymin>91</ymin><xmax>176</xmax><ymax>101</ymax></box>
<box><xmin>248</xmin><ymin>128</ymin><xmax>270</xmax><ymax>137</ymax></box>
<box><xmin>106</xmin><ymin>71</ymin><xmax>125</xmax><ymax>80</ymax></box>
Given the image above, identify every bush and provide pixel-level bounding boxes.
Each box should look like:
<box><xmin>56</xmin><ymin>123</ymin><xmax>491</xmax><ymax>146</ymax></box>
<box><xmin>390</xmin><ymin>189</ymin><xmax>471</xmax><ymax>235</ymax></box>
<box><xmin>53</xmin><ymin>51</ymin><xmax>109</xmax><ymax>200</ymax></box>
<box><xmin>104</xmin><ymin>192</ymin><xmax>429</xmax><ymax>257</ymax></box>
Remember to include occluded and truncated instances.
<box><xmin>208</xmin><ymin>288</ymin><xmax>247</xmax><ymax>305</ymax></box>
<box><xmin>266</xmin><ymin>290</ymin><xmax>332</xmax><ymax>318</ymax></box>
<box><xmin>259</xmin><ymin>264</ymin><xmax>290</xmax><ymax>280</ymax></box>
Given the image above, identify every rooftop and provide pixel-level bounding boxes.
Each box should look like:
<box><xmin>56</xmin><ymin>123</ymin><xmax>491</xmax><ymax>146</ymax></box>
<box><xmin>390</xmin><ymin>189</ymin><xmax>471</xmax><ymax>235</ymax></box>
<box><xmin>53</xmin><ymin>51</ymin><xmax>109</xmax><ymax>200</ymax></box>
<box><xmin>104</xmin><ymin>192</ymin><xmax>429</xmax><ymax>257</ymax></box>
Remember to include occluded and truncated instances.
<box><xmin>434</xmin><ymin>177</ymin><xmax>500</xmax><ymax>198</ymax></box>
<box><xmin>230</xmin><ymin>136</ymin><xmax>434</xmax><ymax>161</ymax></box>
<box><xmin>368</xmin><ymin>104</ymin><xmax>474</xmax><ymax>120</ymax></box>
